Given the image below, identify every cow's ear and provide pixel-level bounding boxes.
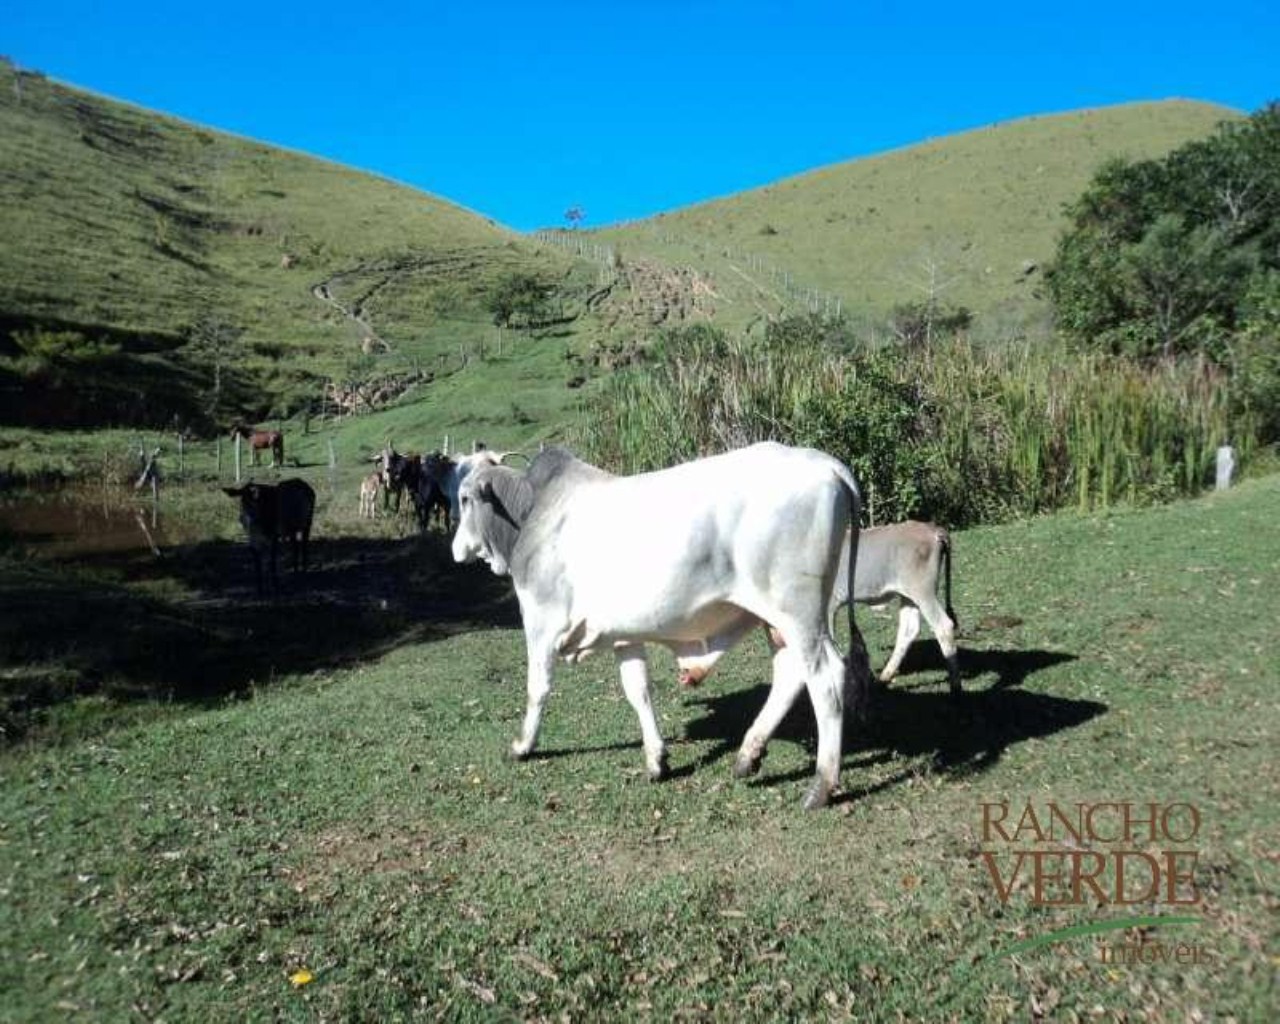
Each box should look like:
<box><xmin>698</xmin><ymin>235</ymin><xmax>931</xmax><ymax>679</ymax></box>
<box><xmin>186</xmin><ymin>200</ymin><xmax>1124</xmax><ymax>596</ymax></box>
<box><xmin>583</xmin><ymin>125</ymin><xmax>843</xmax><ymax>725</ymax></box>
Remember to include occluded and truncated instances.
<box><xmin>222</xmin><ymin>487</ymin><xmax>242</xmax><ymax>497</ymax></box>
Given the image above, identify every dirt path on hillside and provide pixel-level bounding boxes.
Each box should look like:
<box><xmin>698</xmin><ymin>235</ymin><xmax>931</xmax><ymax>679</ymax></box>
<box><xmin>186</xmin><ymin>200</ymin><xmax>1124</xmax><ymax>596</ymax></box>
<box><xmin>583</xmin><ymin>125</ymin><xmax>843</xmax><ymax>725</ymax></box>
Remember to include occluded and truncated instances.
<box><xmin>311</xmin><ymin>277</ymin><xmax>385</xmax><ymax>351</ymax></box>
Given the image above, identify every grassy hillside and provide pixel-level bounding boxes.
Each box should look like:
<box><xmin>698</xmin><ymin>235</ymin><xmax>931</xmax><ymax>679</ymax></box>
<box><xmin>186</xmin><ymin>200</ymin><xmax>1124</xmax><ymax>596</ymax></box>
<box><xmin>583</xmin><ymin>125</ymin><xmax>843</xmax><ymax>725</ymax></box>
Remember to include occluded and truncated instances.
<box><xmin>1</xmin><ymin>467</ymin><xmax>1275</xmax><ymax>1020</ymax></box>
<box><xmin>0</xmin><ymin>63</ymin><xmax>603</xmax><ymax>434</ymax></box>
<box><xmin>590</xmin><ymin>101</ymin><xmax>1239</xmax><ymax>332</ymax></box>
<box><xmin>0</xmin><ymin>70</ymin><xmax>1245</xmax><ymax>445</ymax></box>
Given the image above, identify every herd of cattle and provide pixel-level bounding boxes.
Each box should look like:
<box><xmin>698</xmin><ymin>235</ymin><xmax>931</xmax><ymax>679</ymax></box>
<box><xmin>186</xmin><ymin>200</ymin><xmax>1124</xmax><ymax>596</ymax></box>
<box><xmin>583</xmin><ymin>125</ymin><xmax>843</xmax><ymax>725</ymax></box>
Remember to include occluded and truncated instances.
<box><xmin>222</xmin><ymin>440</ymin><xmax>961</xmax><ymax>808</ymax></box>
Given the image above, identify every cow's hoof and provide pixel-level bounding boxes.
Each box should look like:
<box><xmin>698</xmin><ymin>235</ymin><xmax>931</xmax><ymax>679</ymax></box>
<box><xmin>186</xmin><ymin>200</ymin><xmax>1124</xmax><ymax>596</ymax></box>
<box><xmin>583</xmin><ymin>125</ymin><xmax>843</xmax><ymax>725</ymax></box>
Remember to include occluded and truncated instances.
<box><xmin>803</xmin><ymin>781</ymin><xmax>832</xmax><ymax>811</ymax></box>
<box><xmin>733</xmin><ymin>751</ymin><xmax>763</xmax><ymax>779</ymax></box>
<box><xmin>647</xmin><ymin>754</ymin><xmax>670</xmax><ymax>782</ymax></box>
<box><xmin>509</xmin><ymin>742</ymin><xmax>532</xmax><ymax>761</ymax></box>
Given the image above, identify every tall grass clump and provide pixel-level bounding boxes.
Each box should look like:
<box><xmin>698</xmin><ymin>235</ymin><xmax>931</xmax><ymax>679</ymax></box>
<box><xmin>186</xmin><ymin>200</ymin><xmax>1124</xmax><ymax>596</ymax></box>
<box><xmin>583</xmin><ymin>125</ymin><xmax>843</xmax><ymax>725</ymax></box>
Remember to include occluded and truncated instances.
<box><xmin>579</xmin><ymin>320</ymin><xmax>1258</xmax><ymax>527</ymax></box>
<box><xmin>914</xmin><ymin>342</ymin><xmax>1254</xmax><ymax>521</ymax></box>
<box><xmin>580</xmin><ymin>323</ymin><xmax>847</xmax><ymax>470</ymax></box>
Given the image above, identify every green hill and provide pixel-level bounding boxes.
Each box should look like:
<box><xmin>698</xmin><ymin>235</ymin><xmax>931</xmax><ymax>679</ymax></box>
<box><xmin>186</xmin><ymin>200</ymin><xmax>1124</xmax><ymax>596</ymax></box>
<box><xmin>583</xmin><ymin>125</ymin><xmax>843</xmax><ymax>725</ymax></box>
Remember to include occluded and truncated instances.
<box><xmin>0</xmin><ymin>63</ymin><xmax>602</xmax><ymax>439</ymax></box>
<box><xmin>0</xmin><ymin>68</ymin><xmax>1242</xmax><ymax>441</ymax></box>
<box><xmin>589</xmin><ymin>100</ymin><xmax>1239</xmax><ymax>332</ymax></box>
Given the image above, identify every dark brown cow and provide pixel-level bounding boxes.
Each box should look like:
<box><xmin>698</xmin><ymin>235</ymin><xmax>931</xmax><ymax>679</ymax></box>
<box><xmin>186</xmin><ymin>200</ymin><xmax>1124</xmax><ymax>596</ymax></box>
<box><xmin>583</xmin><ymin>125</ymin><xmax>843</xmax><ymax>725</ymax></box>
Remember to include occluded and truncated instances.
<box><xmin>222</xmin><ymin>478</ymin><xmax>316</xmax><ymax>595</ymax></box>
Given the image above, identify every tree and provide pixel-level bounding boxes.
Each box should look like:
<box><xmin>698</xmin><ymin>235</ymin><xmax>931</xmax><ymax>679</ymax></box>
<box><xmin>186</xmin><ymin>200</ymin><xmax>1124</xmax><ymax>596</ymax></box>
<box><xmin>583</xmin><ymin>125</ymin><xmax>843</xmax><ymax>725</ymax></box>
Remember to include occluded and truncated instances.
<box><xmin>1047</xmin><ymin>103</ymin><xmax>1280</xmax><ymax>360</ymax></box>
<box><xmin>184</xmin><ymin>314</ymin><xmax>244</xmax><ymax>424</ymax></box>
<box><xmin>1117</xmin><ymin>215</ymin><xmax>1251</xmax><ymax>358</ymax></box>
<box><xmin>487</xmin><ymin>273</ymin><xmax>553</xmax><ymax>330</ymax></box>
<box><xmin>564</xmin><ymin>206</ymin><xmax>585</xmax><ymax>230</ymax></box>
<box><xmin>890</xmin><ymin>243</ymin><xmax>973</xmax><ymax>348</ymax></box>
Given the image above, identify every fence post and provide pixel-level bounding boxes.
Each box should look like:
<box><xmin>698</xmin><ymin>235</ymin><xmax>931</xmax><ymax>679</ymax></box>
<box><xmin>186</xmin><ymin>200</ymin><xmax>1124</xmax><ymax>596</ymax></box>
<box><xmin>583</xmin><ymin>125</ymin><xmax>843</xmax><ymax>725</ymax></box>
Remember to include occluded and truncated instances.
<box><xmin>328</xmin><ymin>438</ymin><xmax>336</xmax><ymax>470</ymax></box>
<box><xmin>176</xmin><ymin>434</ymin><xmax>184</xmax><ymax>479</ymax></box>
<box><xmin>135</xmin><ymin>448</ymin><xmax>161</xmax><ymax>527</ymax></box>
<box><xmin>234</xmin><ymin>434</ymin><xmax>242</xmax><ymax>483</ymax></box>
<box><xmin>1216</xmin><ymin>446</ymin><xmax>1236</xmax><ymax>491</ymax></box>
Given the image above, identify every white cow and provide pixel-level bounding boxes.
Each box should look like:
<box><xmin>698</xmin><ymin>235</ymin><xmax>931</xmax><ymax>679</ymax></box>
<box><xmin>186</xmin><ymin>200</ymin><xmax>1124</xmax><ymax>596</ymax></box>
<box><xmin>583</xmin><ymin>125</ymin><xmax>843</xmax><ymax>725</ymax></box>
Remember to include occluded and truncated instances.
<box><xmin>451</xmin><ymin>443</ymin><xmax>872</xmax><ymax>810</ymax></box>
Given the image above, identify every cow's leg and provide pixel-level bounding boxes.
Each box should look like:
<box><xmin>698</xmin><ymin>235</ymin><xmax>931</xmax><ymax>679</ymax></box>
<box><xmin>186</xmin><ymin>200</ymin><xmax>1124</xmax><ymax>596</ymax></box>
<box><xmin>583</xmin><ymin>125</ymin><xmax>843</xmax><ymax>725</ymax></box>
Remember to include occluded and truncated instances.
<box><xmin>512</xmin><ymin>634</ymin><xmax>556</xmax><ymax>760</ymax></box>
<box><xmin>735</xmin><ymin>644</ymin><xmax>805</xmax><ymax>778</ymax></box>
<box><xmin>879</xmin><ymin>601</ymin><xmax>921</xmax><ymax>684</ymax></box>
<box><xmin>915</xmin><ymin>593</ymin><xmax>961</xmax><ymax>696</ymax></box>
<box><xmin>772</xmin><ymin>624</ymin><xmax>845</xmax><ymax>810</ymax></box>
<box><xmin>801</xmin><ymin>637</ymin><xmax>846</xmax><ymax>810</ymax></box>
<box><xmin>615</xmin><ymin>645</ymin><xmax>668</xmax><ymax>781</ymax></box>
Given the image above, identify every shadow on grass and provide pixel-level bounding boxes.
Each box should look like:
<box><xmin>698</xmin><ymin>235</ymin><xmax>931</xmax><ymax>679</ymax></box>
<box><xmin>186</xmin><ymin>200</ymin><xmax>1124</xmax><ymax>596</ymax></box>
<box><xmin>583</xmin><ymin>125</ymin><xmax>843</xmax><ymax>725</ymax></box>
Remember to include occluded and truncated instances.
<box><xmin>0</xmin><ymin>531</ymin><xmax>518</xmax><ymax>741</ymax></box>
<box><xmin>681</xmin><ymin>644</ymin><xmax>1101</xmax><ymax>799</ymax></box>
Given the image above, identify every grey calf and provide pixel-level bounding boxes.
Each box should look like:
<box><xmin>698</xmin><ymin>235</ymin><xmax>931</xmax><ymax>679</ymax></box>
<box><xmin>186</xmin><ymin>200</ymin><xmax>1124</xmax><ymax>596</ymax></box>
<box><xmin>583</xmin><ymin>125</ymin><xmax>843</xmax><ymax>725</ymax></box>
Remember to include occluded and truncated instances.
<box><xmin>838</xmin><ymin>521</ymin><xmax>959</xmax><ymax>693</ymax></box>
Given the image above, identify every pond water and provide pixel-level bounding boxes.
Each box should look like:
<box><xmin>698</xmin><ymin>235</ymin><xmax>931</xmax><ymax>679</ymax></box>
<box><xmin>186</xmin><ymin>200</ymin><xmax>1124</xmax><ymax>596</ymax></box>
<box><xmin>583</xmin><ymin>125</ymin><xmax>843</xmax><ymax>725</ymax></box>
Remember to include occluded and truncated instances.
<box><xmin>0</xmin><ymin>489</ymin><xmax>201</xmax><ymax>558</ymax></box>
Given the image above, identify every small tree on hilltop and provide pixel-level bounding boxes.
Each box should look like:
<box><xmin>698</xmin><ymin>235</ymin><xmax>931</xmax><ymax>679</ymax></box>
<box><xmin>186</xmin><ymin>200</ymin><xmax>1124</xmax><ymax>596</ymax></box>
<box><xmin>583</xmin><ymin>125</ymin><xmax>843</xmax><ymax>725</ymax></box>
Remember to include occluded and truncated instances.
<box><xmin>564</xmin><ymin>206</ymin><xmax>585</xmax><ymax>230</ymax></box>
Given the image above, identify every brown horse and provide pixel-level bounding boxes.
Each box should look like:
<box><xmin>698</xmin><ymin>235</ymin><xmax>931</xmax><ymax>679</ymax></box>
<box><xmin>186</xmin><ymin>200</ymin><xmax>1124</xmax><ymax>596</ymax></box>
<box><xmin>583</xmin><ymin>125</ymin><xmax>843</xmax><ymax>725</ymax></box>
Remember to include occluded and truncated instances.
<box><xmin>230</xmin><ymin>424</ymin><xmax>284</xmax><ymax>467</ymax></box>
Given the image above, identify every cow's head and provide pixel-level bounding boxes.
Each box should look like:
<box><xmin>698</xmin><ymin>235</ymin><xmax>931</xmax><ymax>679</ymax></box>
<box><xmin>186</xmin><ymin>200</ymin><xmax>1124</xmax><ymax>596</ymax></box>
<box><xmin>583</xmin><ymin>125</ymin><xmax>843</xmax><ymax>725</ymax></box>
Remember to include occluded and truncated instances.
<box><xmin>223</xmin><ymin>483</ymin><xmax>270</xmax><ymax>543</ymax></box>
<box><xmin>451</xmin><ymin>465</ymin><xmax>533</xmax><ymax>576</ymax></box>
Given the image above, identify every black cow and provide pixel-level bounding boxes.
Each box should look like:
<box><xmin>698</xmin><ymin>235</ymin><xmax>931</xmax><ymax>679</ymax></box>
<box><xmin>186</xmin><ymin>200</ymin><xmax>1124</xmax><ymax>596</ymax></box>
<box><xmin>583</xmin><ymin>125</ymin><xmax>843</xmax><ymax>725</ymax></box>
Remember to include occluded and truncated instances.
<box><xmin>222</xmin><ymin>478</ymin><xmax>316</xmax><ymax>595</ymax></box>
<box><xmin>414</xmin><ymin>453</ymin><xmax>454</xmax><ymax>532</ymax></box>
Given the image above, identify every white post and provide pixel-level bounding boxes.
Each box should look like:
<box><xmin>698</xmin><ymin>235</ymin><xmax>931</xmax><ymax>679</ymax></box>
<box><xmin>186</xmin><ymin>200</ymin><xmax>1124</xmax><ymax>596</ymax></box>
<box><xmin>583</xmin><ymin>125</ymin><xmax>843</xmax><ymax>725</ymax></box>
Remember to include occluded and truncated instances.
<box><xmin>1215</xmin><ymin>446</ymin><xmax>1235</xmax><ymax>491</ymax></box>
<box><xmin>235</xmin><ymin>434</ymin><xmax>242</xmax><ymax>483</ymax></box>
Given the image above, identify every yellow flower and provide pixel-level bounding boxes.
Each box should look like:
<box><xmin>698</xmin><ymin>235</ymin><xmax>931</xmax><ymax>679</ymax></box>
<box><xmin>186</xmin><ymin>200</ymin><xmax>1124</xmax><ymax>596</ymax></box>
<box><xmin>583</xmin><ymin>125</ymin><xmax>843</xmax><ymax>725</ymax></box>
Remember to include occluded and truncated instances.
<box><xmin>290</xmin><ymin>969</ymin><xmax>315</xmax><ymax>987</ymax></box>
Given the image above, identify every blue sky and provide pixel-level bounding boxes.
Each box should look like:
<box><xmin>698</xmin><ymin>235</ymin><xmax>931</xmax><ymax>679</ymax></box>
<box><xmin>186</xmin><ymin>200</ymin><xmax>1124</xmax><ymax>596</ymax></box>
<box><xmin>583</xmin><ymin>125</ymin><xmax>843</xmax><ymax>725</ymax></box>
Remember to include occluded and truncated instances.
<box><xmin>6</xmin><ymin>2</ymin><xmax>1277</xmax><ymax>231</ymax></box>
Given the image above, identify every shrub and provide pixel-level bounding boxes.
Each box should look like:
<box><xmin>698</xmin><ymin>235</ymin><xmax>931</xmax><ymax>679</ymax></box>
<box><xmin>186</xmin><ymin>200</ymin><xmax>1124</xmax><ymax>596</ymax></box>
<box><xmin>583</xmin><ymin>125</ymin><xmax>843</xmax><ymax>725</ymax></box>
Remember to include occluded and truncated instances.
<box><xmin>10</xmin><ymin>328</ymin><xmax>120</xmax><ymax>364</ymax></box>
<box><xmin>579</xmin><ymin>317</ymin><xmax>1256</xmax><ymax>527</ymax></box>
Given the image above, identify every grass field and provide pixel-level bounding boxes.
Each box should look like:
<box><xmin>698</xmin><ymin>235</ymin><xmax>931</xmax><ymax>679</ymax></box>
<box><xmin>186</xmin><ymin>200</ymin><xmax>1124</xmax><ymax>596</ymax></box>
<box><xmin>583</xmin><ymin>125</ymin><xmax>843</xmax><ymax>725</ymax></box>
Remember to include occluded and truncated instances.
<box><xmin>1</xmin><ymin>468</ymin><xmax>1275</xmax><ymax>1021</ymax></box>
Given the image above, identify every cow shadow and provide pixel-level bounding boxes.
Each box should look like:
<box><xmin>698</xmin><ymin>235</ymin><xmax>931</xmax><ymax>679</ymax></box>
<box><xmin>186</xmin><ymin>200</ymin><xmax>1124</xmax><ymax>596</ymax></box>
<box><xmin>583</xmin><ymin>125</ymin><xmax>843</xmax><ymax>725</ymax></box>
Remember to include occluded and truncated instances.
<box><xmin>885</xmin><ymin>642</ymin><xmax>1074</xmax><ymax>693</ymax></box>
<box><xmin>0</xmin><ymin>531</ymin><xmax>519</xmax><ymax>741</ymax></box>
<box><xmin>680</xmin><ymin>646</ymin><xmax>1100</xmax><ymax>799</ymax></box>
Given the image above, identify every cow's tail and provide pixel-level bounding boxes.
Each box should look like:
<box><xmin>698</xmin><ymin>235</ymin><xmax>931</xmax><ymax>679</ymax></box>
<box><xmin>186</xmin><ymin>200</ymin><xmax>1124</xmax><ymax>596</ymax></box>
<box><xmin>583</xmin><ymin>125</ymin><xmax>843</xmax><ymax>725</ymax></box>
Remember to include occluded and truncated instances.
<box><xmin>833</xmin><ymin>464</ymin><xmax>873</xmax><ymax>720</ymax></box>
<box><xmin>939</xmin><ymin>527</ymin><xmax>959</xmax><ymax>630</ymax></box>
